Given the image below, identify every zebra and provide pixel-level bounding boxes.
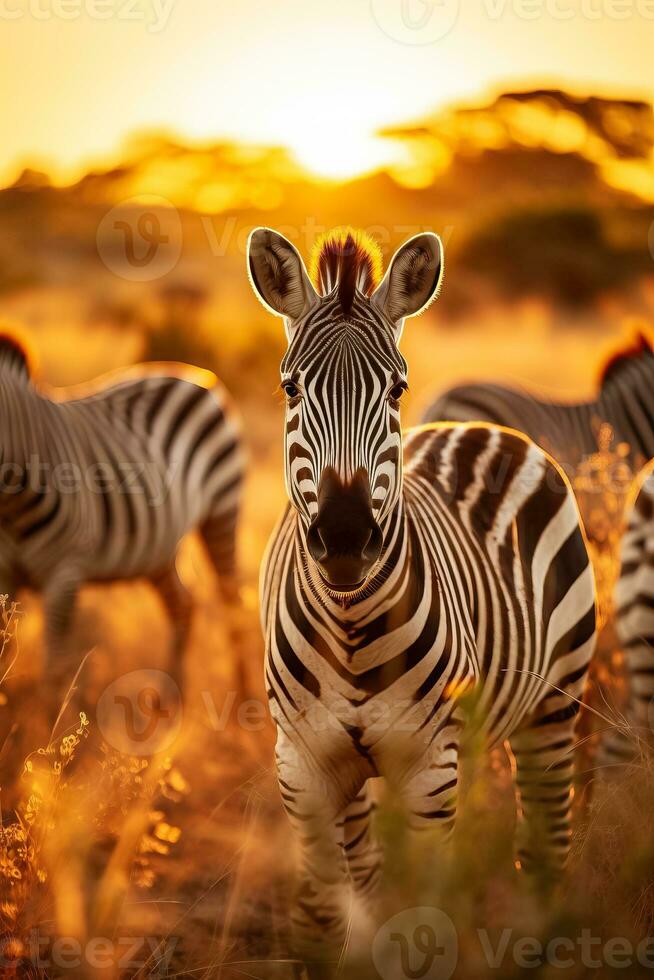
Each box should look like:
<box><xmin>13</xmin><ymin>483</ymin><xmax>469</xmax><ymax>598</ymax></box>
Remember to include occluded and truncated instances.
<box><xmin>602</xmin><ymin>461</ymin><xmax>654</xmax><ymax>765</ymax></box>
<box><xmin>422</xmin><ymin>330</ymin><xmax>654</xmax><ymax>766</ymax></box>
<box><xmin>0</xmin><ymin>331</ymin><xmax>244</xmax><ymax>694</ymax></box>
<box><xmin>421</xmin><ymin>328</ymin><xmax>654</xmax><ymax>481</ymax></box>
<box><xmin>247</xmin><ymin>225</ymin><xmax>596</xmax><ymax>972</ymax></box>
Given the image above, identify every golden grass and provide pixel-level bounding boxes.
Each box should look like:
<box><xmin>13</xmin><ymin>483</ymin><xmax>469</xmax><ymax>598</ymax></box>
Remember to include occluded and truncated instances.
<box><xmin>0</xmin><ymin>605</ymin><xmax>194</xmax><ymax>979</ymax></box>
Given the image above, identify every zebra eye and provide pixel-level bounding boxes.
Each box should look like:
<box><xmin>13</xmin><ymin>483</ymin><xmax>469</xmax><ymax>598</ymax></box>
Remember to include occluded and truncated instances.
<box><xmin>282</xmin><ymin>380</ymin><xmax>300</xmax><ymax>399</ymax></box>
<box><xmin>389</xmin><ymin>381</ymin><xmax>408</xmax><ymax>404</ymax></box>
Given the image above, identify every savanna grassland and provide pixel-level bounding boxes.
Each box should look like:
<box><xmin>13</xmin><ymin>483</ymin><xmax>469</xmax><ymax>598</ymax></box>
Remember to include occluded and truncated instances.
<box><xmin>1</xmin><ymin>89</ymin><xmax>654</xmax><ymax>978</ymax></box>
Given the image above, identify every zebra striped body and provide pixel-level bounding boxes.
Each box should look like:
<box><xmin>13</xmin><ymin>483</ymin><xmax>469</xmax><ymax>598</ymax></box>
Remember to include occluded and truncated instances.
<box><xmin>422</xmin><ymin>331</ymin><xmax>654</xmax><ymax>771</ymax></box>
<box><xmin>422</xmin><ymin>333</ymin><xmax>654</xmax><ymax>478</ymax></box>
<box><xmin>248</xmin><ymin>227</ymin><xmax>596</xmax><ymax>971</ymax></box>
<box><xmin>603</xmin><ymin>463</ymin><xmax>654</xmax><ymax>764</ymax></box>
<box><xmin>0</xmin><ymin>336</ymin><xmax>243</xmax><ymax>685</ymax></box>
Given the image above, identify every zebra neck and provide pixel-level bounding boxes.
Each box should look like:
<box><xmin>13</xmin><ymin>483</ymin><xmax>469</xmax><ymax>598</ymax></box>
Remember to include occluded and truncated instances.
<box><xmin>0</xmin><ymin>367</ymin><xmax>45</xmax><ymax>472</ymax></box>
<box><xmin>595</xmin><ymin>355</ymin><xmax>654</xmax><ymax>461</ymax></box>
<box><xmin>295</xmin><ymin>498</ymin><xmax>410</xmax><ymax>623</ymax></box>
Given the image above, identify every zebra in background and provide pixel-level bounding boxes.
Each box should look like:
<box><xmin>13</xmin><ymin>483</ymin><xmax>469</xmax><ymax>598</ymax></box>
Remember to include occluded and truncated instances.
<box><xmin>422</xmin><ymin>328</ymin><xmax>654</xmax><ymax>768</ymax></box>
<box><xmin>0</xmin><ymin>331</ymin><xmax>244</xmax><ymax>693</ymax></box>
<box><xmin>602</xmin><ymin>461</ymin><xmax>654</xmax><ymax>765</ymax></box>
<box><xmin>248</xmin><ymin>226</ymin><xmax>596</xmax><ymax>973</ymax></box>
<box><xmin>422</xmin><ymin>327</ymin><xmax>654</xmax><ymax>479</ymax></box>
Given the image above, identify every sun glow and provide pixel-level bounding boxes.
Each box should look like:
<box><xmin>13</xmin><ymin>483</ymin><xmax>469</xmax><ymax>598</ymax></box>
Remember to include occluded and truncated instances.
<box><xmin>1</xmin><ymin>0</ymin><xmax>653</xmax><ymax>189</ymax></box>
<box><xmin>284</xmin><ymin>126</ymin><xmax>401</xmax><ymax>181</ymax></box>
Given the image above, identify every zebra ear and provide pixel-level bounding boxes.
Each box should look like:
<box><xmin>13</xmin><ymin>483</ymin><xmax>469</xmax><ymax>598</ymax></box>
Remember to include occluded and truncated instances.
<box><xmin>372</xmin><ymin>233</ymin><xmax>443</xmax><ymax>328</ymax></box>
<box><xmin>247</xmin><ymin>227</ymin><xmax>317</xmax><ymax>324</ymax></box>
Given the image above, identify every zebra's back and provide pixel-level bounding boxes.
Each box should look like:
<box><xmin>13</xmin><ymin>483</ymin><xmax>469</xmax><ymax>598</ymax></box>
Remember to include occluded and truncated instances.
<box><xmin>0</xmin><ymin>362</ymin><xmax>244</xmax><ymax>586</ymax></box>
<box><xmin>423</xmin><ymin>382</ymin><xmax>596</xmax><ymax>477</ymax></box>
<box><xmin>424</xmin><ymin>332</ymin><xmax>654</xmax><ymax>478</ymax></box>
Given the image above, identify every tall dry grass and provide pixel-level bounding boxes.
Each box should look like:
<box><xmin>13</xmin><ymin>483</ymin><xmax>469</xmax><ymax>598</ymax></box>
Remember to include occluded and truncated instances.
<box><xmin>0</xmin><ymin>601</ymin><xmax>192</xmax><ymax>980</ymax></box>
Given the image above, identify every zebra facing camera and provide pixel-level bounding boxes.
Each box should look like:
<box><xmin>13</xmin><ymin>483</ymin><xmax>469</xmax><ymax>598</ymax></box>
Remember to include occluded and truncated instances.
<box><xmin>96</xmin><ymin>668</ymin><xmax>183</xmax><ymax>756</ymax></box>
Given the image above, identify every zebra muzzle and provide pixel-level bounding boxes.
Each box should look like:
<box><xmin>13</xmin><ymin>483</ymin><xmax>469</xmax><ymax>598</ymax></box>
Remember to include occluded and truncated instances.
<box><xmin>306</xmin><ymin>466</ymin><xmax>383</xmax><ymax>592</ymax></box>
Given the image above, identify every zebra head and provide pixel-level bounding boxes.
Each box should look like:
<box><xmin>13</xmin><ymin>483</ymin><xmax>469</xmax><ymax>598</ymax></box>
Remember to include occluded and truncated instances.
<box><xmin>248</xmin><ymin>226</ymin><xmax>443</xmax><ymax>593</ymax></box>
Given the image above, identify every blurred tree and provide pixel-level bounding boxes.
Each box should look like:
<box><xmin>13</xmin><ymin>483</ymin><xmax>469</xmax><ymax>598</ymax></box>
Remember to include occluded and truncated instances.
<box><xmin>145</xmin><ymin>282</ymin><xmax>219</xmax><ymax>371</ymax></box>
<box><xmin>456</xmin><ymin>206</ymin><xmax>653</xmax><ymax>309</ymax></box>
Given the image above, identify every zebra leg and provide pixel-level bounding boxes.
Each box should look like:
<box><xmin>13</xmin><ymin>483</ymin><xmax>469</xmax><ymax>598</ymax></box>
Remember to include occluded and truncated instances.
<box><xmin>390</xmin><ymin>732</ymin><xmax>460</xmax><ymax>892</ymax></box>
<box><xmin>336</xmin><ymin>782</ymin><xmax>382</xmax><ymax>957</ymax></box>
<box><xmin>200</xmin><ymin>508</ymin><xmax>240</xmax><ymax>603</ymax></box>
<box><xmin>200</xmin><ymin>509</ymin><xmax>250</xmax><ymax>695</ymax></box>
<box><xmin>276</xmin><ymin>734</ymin><xmax>353</xmax><ymax>976</ymax></box>
<box><xmin>401</xmin><ymin>725</ymin><xmax>460</xmax><ymax>839</ymax></box>
<box><xmin>292</xmin><ymin>820</ymin><xmax>349</xmax><ymax>979</ymax></box>
<box><xmin>508</xmin><ymin>707</ymin><xmax>579</xmax><ymax>880</ymax></box>
<box><xmin>340</xmin><ymin>782</ymin><xmax>382</xmax><ymax>900</ymax></box>
<box><xmin>599</xmin><ymin>639</ymin><xmax>653</xmax><ymax>768</ymax></box>
<box><xmin>621</xmin><ymin>644</ymin><xmax>654</xmax><ymax>752</ymax></box>
<box><xmin>42</xmin><ymin>570</ymin><xmax>81</xmax><ymax>690</ymax></box>
<box><xmin>150</xmin><ymin>566</ymin><xmax>193</xmax><ymax>693</ymax></box>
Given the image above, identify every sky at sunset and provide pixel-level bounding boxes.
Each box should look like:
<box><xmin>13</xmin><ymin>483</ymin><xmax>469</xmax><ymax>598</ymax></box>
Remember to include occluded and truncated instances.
<box><xmin>2</xmin><ymin>0</ymin><xmax>654</xmax><ymax>184</ymax></box>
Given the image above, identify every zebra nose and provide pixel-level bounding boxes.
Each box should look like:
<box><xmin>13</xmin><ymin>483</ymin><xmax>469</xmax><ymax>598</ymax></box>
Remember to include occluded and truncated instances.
<box><xmin>306</xmin><ymin>467</ymin><xmax>383</xmax><ymax>592</ymax></box>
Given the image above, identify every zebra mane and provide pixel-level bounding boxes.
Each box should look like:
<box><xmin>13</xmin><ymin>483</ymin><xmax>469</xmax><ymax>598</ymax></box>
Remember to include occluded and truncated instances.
<box><xmin>0</xmin><ymin>329</ymin><xmax>34</xmax><ymax>379</ymax></box>
<box><xmin>309</xmin><ymin>227</ymin><xmax>383</xmax><ymax>314</ymax></box>
<box><xmin>599</xmin><ymin>322</ymin><xmax>654</xmax><ymax>387</ymax></box>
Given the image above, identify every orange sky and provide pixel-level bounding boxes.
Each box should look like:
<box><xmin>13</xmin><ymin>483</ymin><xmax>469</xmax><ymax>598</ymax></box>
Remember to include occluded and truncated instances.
<box><xmin>2</xmin><ymin>0</ymin><xmax>654</xmax><ymax>184</ymax></box>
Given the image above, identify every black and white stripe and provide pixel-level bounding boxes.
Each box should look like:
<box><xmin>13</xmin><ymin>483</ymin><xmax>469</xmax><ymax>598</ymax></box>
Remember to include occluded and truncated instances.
<box><xmin>422</xmin><ymin>334</ymin><xmax>654</xmax><ymax>772</ymax></box>
<box><xmin>248</xmin><ymin>228</ymin><xmax>596</xmax><ymax>972</ymax></box>
<box><xmin>422</xmin><ymin>336</ymin><xmax>654</xmax><ymax>479</ymax></box>
<box><xmin>601</xmin><ymin>463</ymin><xmax>654</xmax><ymax>766</ymax></box>
<box><xmin>0</xmin><ymin>334</ymin><xmax>244</xmax><ymax>687</ymax></box>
